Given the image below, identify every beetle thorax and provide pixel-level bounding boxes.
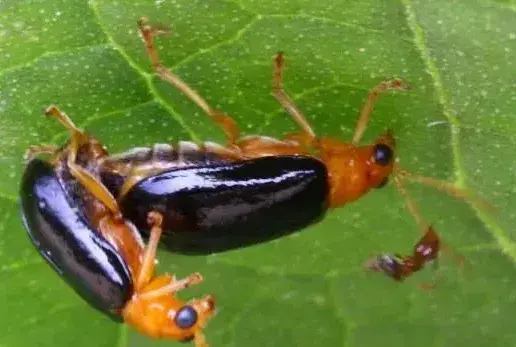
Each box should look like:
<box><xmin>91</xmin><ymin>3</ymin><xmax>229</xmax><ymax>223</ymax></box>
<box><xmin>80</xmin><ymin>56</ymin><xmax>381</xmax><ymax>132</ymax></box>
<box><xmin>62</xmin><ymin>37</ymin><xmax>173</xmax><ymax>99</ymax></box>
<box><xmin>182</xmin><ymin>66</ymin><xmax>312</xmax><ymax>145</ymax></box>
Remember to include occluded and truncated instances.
<box><xmin>319</xmin><ymin>140</ymin><xmax>395</xmax><ymax>208</ymax></box>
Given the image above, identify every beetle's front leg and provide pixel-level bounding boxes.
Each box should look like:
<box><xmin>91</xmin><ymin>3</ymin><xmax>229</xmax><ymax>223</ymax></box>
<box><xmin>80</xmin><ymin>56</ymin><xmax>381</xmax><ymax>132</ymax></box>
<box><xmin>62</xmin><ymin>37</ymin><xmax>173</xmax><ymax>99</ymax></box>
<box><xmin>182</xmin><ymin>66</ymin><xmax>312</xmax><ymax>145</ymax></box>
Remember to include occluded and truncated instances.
<box><xmin>352</xmin><ymin>79</ymin><xmax>409</xmax><ymax>145</ymax></box>
<box><xmin>137</xmin><ymin>17</ymin><xmax>241</xmax><ymax>146</ymax></box>
<box><xmin>134</xmin><ymin>211</ymin><xmax>203</xmax><ymax>292</ymax></box>
<box><xmin>135</xmin><ymin>211</ymin><xmax>164</xmax><ymax>290</ymax></box>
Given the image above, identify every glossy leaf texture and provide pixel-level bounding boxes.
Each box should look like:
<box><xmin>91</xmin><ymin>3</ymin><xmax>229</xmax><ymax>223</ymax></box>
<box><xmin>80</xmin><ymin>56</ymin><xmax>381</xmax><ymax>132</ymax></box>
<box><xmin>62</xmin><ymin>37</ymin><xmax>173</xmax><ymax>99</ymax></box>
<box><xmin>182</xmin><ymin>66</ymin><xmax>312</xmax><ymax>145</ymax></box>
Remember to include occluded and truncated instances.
<box><xmin>1</xmin><ymin>1</ymin><xmax>515</xmax><ymax>346</ymax></box>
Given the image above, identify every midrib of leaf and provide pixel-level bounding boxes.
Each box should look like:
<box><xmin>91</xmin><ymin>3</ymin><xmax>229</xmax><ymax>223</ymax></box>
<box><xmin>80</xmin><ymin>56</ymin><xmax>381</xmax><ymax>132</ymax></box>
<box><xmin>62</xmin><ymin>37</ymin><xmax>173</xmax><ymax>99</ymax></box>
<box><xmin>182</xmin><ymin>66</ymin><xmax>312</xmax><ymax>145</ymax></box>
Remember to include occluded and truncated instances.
<box><xmin>401</xmin><ymin>0</ymin><xmax>516</xmax><ymax>261</ymax></box>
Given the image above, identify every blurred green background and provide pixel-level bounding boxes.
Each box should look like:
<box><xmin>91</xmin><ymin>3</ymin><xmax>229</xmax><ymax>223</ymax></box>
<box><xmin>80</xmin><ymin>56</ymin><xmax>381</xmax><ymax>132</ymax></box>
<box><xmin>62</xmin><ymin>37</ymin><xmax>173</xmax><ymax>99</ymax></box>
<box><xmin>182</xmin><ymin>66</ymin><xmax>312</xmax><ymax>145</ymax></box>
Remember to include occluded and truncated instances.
<box><xmin>1</xmin><ymin>0</ymin><xmax>515</xmax><ymax>346</ymax></box>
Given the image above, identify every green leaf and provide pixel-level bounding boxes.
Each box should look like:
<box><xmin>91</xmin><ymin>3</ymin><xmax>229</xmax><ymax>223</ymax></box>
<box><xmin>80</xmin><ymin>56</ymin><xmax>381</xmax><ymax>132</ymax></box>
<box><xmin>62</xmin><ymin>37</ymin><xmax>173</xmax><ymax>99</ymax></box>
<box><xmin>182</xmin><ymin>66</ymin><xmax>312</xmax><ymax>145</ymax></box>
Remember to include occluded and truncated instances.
<box><xmin>1</xmin><ymin>0</ymin><xmax>515</xmax><ymax>346</ymax></box>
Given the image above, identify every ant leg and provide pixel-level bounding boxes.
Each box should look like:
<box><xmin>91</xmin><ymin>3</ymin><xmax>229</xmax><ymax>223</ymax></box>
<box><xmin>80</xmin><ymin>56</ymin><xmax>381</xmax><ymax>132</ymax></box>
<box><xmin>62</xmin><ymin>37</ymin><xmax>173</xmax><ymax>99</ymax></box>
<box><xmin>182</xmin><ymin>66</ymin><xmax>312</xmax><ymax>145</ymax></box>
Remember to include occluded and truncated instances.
<box><xmin>272</xmin><ymin>52</ymin><xmax>317</xmax><ymax>145</ymax></box>
<box><xmin>24</xmin><ymin>145</ymin><xmax>58</xmax><ymax>162</ymax></box>
<box><xmin>352</xmin><ymin>79</ymin><xmax>409</xmax><ymax>145</ymax></box>
<box><xmin>137</xmin><ymin>17</ymin><xmax>240</xmax><ymax>145</ymax></box>
<box><xmin>416</xmin><ymin>227</ymin><xmax>466</xmax><ymax>288</ymax></box>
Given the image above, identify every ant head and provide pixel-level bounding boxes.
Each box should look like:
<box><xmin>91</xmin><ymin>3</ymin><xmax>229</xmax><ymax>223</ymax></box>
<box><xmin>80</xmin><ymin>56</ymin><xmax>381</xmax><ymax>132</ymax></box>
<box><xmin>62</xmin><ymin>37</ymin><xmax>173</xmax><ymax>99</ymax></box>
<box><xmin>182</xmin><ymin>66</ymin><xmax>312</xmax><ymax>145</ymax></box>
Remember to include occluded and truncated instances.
<box><xmin>321</xmin><ymin>130</ymin><xmax>396</xmax><ymax>207</ymax></box>
<box><xmin>123</xmin><ymin>289</ymin><xmax>215</xmax><ymax>344</ymax></box>
<box><xmin>366</xmin><ymin>253</ymin><xmax>403</xmax><ymax>281</ymax></box>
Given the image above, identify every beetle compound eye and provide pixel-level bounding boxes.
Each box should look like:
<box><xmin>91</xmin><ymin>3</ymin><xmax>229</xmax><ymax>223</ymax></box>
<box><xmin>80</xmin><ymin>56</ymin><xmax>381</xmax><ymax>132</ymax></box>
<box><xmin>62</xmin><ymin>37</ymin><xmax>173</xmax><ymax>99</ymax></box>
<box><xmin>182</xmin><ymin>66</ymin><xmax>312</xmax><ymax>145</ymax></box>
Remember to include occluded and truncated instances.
<box><xmin>174</xmin><ymin>305</ymin><xmax>198</xmax><ymax>329</ymax></box>
<box><xmin>373</xmin><ymin>144</ymin><xmax>393</xmax><ymax>166</ymax></box>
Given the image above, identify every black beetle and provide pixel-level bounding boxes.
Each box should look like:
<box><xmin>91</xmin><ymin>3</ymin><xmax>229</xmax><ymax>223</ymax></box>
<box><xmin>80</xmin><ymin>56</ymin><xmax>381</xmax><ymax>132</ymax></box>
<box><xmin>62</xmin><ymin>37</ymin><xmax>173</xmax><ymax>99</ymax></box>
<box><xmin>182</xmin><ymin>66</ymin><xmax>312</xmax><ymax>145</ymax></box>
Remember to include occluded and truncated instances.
<box><xmin>102</xmin><ymin>152</ymin><xmax>330</xmax><ymax>254</ymax></box>
<box><xmin>20</xmin><ymin>158</ymin><xmax>132</xmax><ymax>321</ymax></box>
<box><xmin>20</xmin><ymin>105</ymin><xmax>215</xmax><ymax>345</ymax></box>
<box><xmin>93</xmin><ymin>18</ymin><xmax>406</xmax><ymax>254</ymax></box>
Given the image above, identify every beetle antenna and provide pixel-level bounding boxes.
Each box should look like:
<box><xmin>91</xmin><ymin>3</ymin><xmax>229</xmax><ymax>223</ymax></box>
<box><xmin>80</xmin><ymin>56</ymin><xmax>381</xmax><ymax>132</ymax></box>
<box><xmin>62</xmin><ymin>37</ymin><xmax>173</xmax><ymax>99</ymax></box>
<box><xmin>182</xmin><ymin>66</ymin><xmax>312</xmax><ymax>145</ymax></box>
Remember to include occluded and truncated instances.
<box><xmin>394</xmin><ymin>167</ymin><xmax>495</xmax><ymax>214</ymax></box>
<box><xmin>393</xmin><ymin>175</ymin><xmax>428</xmax><ymax>234</ymax></box>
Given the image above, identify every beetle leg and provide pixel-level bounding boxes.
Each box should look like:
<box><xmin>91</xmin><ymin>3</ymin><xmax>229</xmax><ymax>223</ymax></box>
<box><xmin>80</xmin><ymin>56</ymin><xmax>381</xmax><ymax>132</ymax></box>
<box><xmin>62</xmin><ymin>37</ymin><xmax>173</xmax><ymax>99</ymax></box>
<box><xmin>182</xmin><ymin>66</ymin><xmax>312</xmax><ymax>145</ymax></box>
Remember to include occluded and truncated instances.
<box><xmin>44</xmin><ymin>105</ymin><xmax>86</xmax><ymax>139</ymax></box>
<box><xmin>352</xmin><ymin>79</ymin><xmax>409</xmax><ymax>145</ymax></box>
<box><xmin>67</xmin><ymin>161</ymin><xmax>123</xmax><ymax>220</ymax></box>
<box><xmin>135</xmin><ymin>211</ymin><xmax>205</xmax><ymax>294</ymax></box>
<box><xmin>23</xmin><ymin>145</ymin><xmax>58</xmax><ymax>163</ymax></box>
<box><xmin>272</xmin><ymin>52</ymin><xmax>317</xmax><ymax>144</ymax></box>
<box><xmin>137</xmin><ymin>17</ymin><xmax>240</xmax><ymax>145</ymax></box>
<box><xmin>134</xmin><ymin>211</ymin><xmax>164</xmax><ymax>290</ymax></box>
<box><xmin>139</xmin><ymin>273</ymin><xmax>203</xmax><ymax>300</ymax></box>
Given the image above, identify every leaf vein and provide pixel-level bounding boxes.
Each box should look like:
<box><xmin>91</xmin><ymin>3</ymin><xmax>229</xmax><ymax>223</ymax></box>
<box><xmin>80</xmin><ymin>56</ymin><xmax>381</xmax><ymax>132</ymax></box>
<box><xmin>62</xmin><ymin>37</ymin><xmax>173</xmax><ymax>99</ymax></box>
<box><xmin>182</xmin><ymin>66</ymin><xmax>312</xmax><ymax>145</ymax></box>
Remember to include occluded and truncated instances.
<box><xmin>0</xmin><ymin>44</ymin><xmax>110</xmax><ymax>78</ymax></box>
<box><xmin>171</xmin><ymin>15</ymin><xmax>260</xmax><ymax>70</ymax></box>
<box><xmin>87</xmin><ymin>0</ymin><xmax>199</xmax><ymax>141</ymax></box>
<box><xmin>265</xmin><ymin>13</ymin><xmax>414</xmax><ymax>43</ymax></box>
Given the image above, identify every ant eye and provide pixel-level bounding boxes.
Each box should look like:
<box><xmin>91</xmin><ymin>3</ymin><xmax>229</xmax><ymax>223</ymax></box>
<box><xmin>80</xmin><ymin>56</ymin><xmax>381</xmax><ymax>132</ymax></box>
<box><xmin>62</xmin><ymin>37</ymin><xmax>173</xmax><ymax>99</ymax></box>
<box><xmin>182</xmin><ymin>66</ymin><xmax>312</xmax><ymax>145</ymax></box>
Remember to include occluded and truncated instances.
<box><xmin>174</xmin><ymin>305</ymin><xmax>198</xmax><ymax>329</ymax></box>
<box><xmin>373</xmin><ymin>144</ymin><xmax>393</xmax><ymax>166</ymax></box>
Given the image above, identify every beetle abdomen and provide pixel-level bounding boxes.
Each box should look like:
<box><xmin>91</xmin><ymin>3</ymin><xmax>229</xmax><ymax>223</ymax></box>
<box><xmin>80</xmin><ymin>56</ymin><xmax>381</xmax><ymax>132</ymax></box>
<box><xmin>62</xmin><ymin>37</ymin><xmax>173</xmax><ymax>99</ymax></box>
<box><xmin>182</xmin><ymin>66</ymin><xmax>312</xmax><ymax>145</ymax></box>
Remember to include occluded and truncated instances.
<box><xmin>101</xmin><ymin>141</ymin><xmax>227</xmax><ymax>198</ymax></box>
<box><xmin>20</xmin><ymin>159</ymin><xmax>132</xmax><ymax>320</ymax></box>
<box><xmin>121</xmin><ymin>156</ymin><xmax>330</xmax><ymax>254</ymax></box>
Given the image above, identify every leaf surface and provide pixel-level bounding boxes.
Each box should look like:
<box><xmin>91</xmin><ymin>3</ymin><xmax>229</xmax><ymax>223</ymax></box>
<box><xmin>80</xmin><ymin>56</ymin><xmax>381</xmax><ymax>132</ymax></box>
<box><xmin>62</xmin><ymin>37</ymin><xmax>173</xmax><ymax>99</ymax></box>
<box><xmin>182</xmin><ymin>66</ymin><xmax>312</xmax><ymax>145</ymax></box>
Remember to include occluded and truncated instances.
<box><xmin>1</xmin><ymin>1</ymin><xmax>515</xmax><ymax>346</ymax></box>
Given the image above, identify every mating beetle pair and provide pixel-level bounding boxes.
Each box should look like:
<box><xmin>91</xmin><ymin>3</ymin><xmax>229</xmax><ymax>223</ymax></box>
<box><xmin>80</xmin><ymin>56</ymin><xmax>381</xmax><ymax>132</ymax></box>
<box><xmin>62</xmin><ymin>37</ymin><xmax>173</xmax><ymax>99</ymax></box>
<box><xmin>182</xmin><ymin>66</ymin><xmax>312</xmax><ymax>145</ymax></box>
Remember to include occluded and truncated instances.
<box><xmin>20</xmin><ymin>17</ymin><xmax>480</xmax><ymax>346</ymax></box>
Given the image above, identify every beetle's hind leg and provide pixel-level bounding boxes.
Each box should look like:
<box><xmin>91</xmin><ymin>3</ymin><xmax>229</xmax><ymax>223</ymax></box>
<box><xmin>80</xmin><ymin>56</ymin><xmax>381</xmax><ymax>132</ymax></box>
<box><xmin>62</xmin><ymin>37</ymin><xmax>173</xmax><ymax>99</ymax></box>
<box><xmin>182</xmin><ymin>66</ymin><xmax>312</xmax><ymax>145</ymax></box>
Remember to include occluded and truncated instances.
<box><xmin>137</xmin><ymin>17</ymin><xmax>240</xmax><ymax>145</ymax></box>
